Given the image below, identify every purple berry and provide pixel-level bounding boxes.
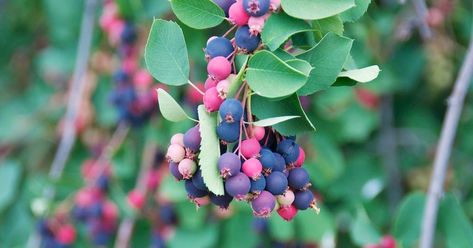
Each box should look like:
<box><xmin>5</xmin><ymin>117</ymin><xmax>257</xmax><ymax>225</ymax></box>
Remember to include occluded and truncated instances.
<box><xmin>251</xmin><ymin>190</ymin><xmax>275</xmax><ymax>217</ymax></box>
<box><xmin>185</xmin><ymin>180</ymin><xmax>208</xmax><ymax>198</ymax></box>
<box><xmin>218</xmin><ymin>152</ymin><xmax>242</xmax><ymax>178</ymax></box>
<box><xmin>243</xmin><ymin>0</ymin><xmax>270</xmax><ymax>17</ymax></box>
<box><xmin>212</xmin><ymin>0</ymin><xmax>236</xmax><ymax>16</ymax></box>
<box><xmin>265</xmin><ymin>171</ymin><xmax>288</xmax><ymax>195</ymax></box>
<box><xmin>277</xmin><ymin>139</ymin><xmax>300</xmax><ymax>165</ymax></box>
<box><xmin>225</xmin><ymin>172</ymin><xmax>251</xmax><ymax>200</ymax></box>
<box><xmin>192</xmin><ymin>169</ymin><xmax>208</xmax><ymax>191</ymax></box>
<box><xmin>209</xmin><ymin>192</ymin><xmax>233</xmax><ymax>209</ymax></box>
<box><xmin>205</xmin><ymin>37</ymin><xmax>234</xmax><ymax>59</ymax></box>
<box><xmin>259</xmin><ymin>148</ymin><xmax>275</xmax><ymax>174</ymax></box>
<box><xmin>219</xmin><ymin>98</ymin><xmax>243</xmax><ymax>123</ymax></box>
<box><xmin>250</xmin><ymin>175</ymin><xmax>266</xmax><ymax>194</ymax></box>
<box><xmin>293</xmin><ymin>190</ymin><xmax>315</xmax><ymax>210</ymax></box>
<box><xmin>169</xmin><ymin>162</ymin><xmax>183</xmax><ymax>181</ymax></box>
<box><xmin>288</xmin><ymin>168</ymin><xmax>311</xmax><ymax>190</ymax></box>
<box><xmin>217</xmin><ymin>121</ymin><xmax>240</xmax><ymax>143</ymax></box>
<box><xmin>184</xmin><ymin>126</ymin><xmax>201</xmax><ymax>151</ymax></box>
<box><xmin>235</xmin><ymin>25</ymin><xmax>261</xmax><ymax>53</ymax></box>
<box><xmin>272</xmin><ymin>152</ymin><xmax>285</xmax><ymax>172</ymax></box>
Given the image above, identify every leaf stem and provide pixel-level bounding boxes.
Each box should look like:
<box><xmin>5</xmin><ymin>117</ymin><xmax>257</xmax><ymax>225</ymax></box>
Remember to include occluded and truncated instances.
<box><xmin>188</xmin><ymin>80</ymin><xmax>204</xmax><ymax>96</ymax></box>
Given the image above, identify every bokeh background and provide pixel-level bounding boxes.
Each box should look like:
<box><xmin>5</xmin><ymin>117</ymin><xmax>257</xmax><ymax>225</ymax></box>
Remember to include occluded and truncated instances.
<box><xmin>0</xmin><ymin>0</ymin><xmax>472</xmax><ymax>247</ymax></box>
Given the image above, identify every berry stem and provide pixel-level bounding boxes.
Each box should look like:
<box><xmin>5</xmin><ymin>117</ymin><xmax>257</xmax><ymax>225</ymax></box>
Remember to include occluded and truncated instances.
<box><xmin>187</xmin><ymin>80</ymin><xmax>204</xmax><ymax>96</ymax></box>
<box><xmin>235</xmin><ymin>81</ymin><xmax>247</xmax><ymax>99</ymax></box>
<box><xmin>222</xmin><ymin>25</ymin><xmax>237</xmax><ymax>38</ymax></box>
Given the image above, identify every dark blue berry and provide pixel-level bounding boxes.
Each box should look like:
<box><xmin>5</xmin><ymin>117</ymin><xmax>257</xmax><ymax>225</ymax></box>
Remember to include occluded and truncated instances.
<box><xmin>96</xmin><ymin>174</ymin><xmax>109</xmax><ymax>192</ymax></box>
<box><xmin>217</xmin><ymin>121</ymin><xmax>240</xmax><ymax>143</ymax></box>
<box><xmin>219</xmin><ymin>98</ymin><xmax>243</xmax><ymax>123</ymax></box>
<box><xmin>192</xmin><ymin>169</ymin><xmax>208</xmax><ymax>191</ymax></box>
<box><xmin>89</xmin><ymin>202</ymin><xmax>103</xmax><ymax>218</ymax></box>
<box><xmin>209</xmin><ymin>192</ymin><xmax>233</xmax><ymax>209</ymax></box>
<box><xmin>235</xmin><ymin>26</ymin><xmax>260</xmax><ymax>53</ymax></box>
<box><xmin>250</xmin><ymin>175</ymin><xmax>266</xmax><ymax>194</ymax></box>
<box><xmin>288</xmin><ymin>168</ymin><xmax>310</xmax><ymax>190</ymax></box>
<box><xmin>121</xmin><ymin>23</ymin><xmax>137</xmax><ymax>44</ymax></box>
<box><xmin>205</xmin><ymin>37</ymin><xmax>234</xmax><ymax>59</ymax></box>
<box><xmin>265</xmin><ymin>171</ymin><xmax>288</xmax><ymax>195</ymax></box>
<box><xmin>185</xmin><ymin>179</ymin><xmax>208</xmax><ymax>198</ymax></box>
<box><xmin>212</xmin><ymin>0</ymin><xmax>236</xmax><ymax>16</ymax></box>
<box><xmin>272</xmin><ymin>152</ymin><xmax>285</xmax><ymax>172</ymax></box>
<box><xmin>169</xmin><ymin>162</ymin><xmax>183</xmax><ymax>181</ymax></box>
<box><xmin>243</xmin><ymin>0</ymin><xmax>270</xmax><ymax>17</ymax></box>
<box><xmin>277</xmin><ymin>139</ymin><xmax>300</xmax><ymax>164</ymax></box>
<box><xmin>293</xmin><ymin>190</ymin><xmax>315</xmax><ymax>210</ymax></box>
<box><xmin>259</xmin><ymin>148</ymin><xmax>275</xmax><ymax>173</ymax></box>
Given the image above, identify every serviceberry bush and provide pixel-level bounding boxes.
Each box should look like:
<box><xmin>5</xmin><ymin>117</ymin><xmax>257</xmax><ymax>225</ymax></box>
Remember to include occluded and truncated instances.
<box><xmin>145</xmin><ymin>0</ymin><xmax>379</xmax><ymax>220</ymax></box>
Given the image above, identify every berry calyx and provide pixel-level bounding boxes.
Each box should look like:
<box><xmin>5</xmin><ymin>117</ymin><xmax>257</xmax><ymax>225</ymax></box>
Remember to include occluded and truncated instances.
<box><xmin>235</xmin><ymin>25</ymin><xmax>261</xmax><ymax>53</ymax></box>
<box><xmin>243</xmin><ymin>0</ymin><xmax>270</xmax><ymax>17</ymax></box>
<box><xmin>293</xmin><ymin>190</ymin><xmax>319</xmax><ymax>213</ymax></box>
<box><xmin>259</xmin><ymin>148</ymin><xmax>275</xmax><ymax>175</ymax></box>
<box><xmin>250</xmin><ymin>175</ymin><xmax>266</xmax><ymax>194</ymax></box>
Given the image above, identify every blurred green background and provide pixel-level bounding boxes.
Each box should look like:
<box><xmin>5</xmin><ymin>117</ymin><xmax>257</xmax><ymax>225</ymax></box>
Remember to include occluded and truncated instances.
<box><xmin>0</xmin><ymin>0</ymin><xmax>473</xmax><ymax>247</ymax></box>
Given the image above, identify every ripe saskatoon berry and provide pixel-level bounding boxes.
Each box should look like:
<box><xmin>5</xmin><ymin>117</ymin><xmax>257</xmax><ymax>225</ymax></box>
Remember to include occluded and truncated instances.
<box><xmin>204</xmin><ymin>87</ymin><xmax>224</xmax><ymax>112</ymax></box>
<box><xmin>219</xmin><ymin>98</ymin><xmax>243</xmax><ymax>123</ymax></box>
<box><xmin>242</xmin><ymin>158</ymin><xmax>263</xmax><ymax>179</ymax></box>
<box><xmin>209</xmin><ymin>192</ymin><xmax>233</xmax><ymax>209</ymax></box>
<box><xmin>169</xmin><ymin>162</ymin><xmax>183</xmax><ymax>181</ymax></box>
<box><xmin>217</xmin><ymin>121</ymin><xmax>240</xmax><ymax>143</ymax></box>
<box><xmin>288</xmin><ymin>167</ymin><xmax>311</xmax><ymax>190</ymax></box>
<box><xmin>293</xmin><ymin>190</ymin><xmax>316</xmax><ymax>210</ymax></box>
<box><xmin>218</xmin><ymin>152</ymin><xmax>242</xmax><ymax>178</ymax></box>
<box><xmin>127</xmin><ymin>190</ymin><xmax>145</xmax><ymax>209</ymax></box>
<box><xmin>166</xmin><ymin>144</ymin><xmax>185</xmax><ymax>163</ymax></box>
<box><xmin>265</xmin><ymin>171</ymin><xmax>288</xmax><ymax>195</ymax></box>
<box><xmin>277</xmin><ymin>205</ymin><xmax>298</xmax><ymax>221</ymax></box>
<box><xmin>243</xmin><ymin>0</ymin><xmax>270</xmax><ymax>17</ymax></box>
<box><xmin>205</xmin><ymin>37</ymin><xmax>234</xmax><ymax>59</ymax></box>
<box><xmin>216</xmin><ymin>79</ymin><xmax>230</xmax><ymax>98</ymax></box>
<box><xmin>251</xmin><ymin>190</ymin><xmax>276</xmax><ymax>217</ymax></box>
<box><xmin>269</xmin><ymin>0</ymin><xmax>281</xmax><ymax>11</ymax></box>
<box><xmin>185</xmin><ymin>180</ymin><xmax>208</xmax><ymax>198</ymax></box>
<box><xmin>248</xmin><ymin>15</ymin><xmax>266</xmax><ymax>35</ymax></box>
<box><xmin>207</xmin><ymin>36</ymin><xmax>218</xmax><ymax>45</ymax></box>
<box><xmin>225</xmin><ymin>172</ymin><xmax>251</xmax><ymax>200</ymax></box>
<box><xmin>178</xmin><ymin>159</ymin><xmax>197</xmax><ymax>179</ymax></box>
<box><xmin>235</xmin><ymin>25</ymin><xmax>261</xmax><ymax>53</ymax></box>
<box><xmin>277</xmin><ymin>139</ymin><xmax>300</xmax><ymax>164</ymax></box>
<box><xmin>272</xmin><ymin>152</ymin><xmax>286</xmax><ymax>172</ymax></box>
<box><xmin>192</xmin><ymin>169</ymin><xmax>208</xmax><ymax>191</ymax></box>
<box><xmin>228</xmin><ymin>1</ymin><xmax>250</xmax><ymax>26</ymax></box>
<box><xmin>207</xmin><ymin>56</ymin><xmax>232</xmax><ymax>80</ymax></box>
<box><xmin>294</xmin><ymin>147</ymin><xmax>305</xmax><ymax>167</ymax></box>
<box><xmin>259</xmin><ymin>148</ymin><xmax>275</xmax><ymax>174</ymax></box>
<box><xmin>56</xmin><ymin>224</ymin><xmax>76</xmax><ymax>245</ymax></box>
<box><xmin>276</xmin><ymin>189</ymin><xmax>295</xmax><ymax>206</ymax></box>
<box><xmin>250</xmin><ymin>175</ymin><xmax>266</xmax><ymax>194</ymax></box>
<box><xmin>241</xmin><ymin>138</ymin><xmax>261</xmax><ymax>158</ymax></box>
<box><xmin>205</xmin><ymin>77</ymin><xmax>218</xmax><ymax>90</ymax></box>
<box><xmin>183</xmin><ymin>125</ymin><xmax>202</xmax><ymax>151</ymax></box>
<box><xmin>212</xmin><ymin>0</ymin><xmax>236</xmax><ymax>15</ymax></box>
<box><xmin>253</xmin><ymin>126</ymin><xmax>265</xmax><ymax>141</ymax></box>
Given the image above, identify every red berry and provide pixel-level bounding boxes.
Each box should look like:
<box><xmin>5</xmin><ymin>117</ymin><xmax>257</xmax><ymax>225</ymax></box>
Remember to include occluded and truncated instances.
<box><xmin>186</xmin><ymin>83</ymin><xmax>205</xmax><ymax>105</ymax></box>
<box><xmin>102</xmin><ymin>200</ymin><xmax>118</xmax><ymax>221</ymax></box>
<box><xmin>133</xmin><ymin>69</ymin><xmax>153</xmax><ymax>89</ymax></box>
<box><xmin>241</xmin><ymin>138</ymin><xmax>261</xmax><ymax>158</ymax></box>
<box><xmin>277</xmin><ymin>204</ymin><xmax>298</xmax><ymax>221</ymax></box>
<box><xmin>205</xmin><ymin>77</ymin><xmax>218</xmax><ymax>90</ymax></box>
<box><xmin>380</xmin><ymin>235</ymin><xmax>397</xmax><ymax>248</ymax></box>
<box><xmin>207</xmin><ymin>56</ymin><xmax>232</xmax><ymax>80</ymax></box>
<box><xmin>56</xmin><ymin>224</ymin><xmax>76</xmax><ymax>245</ymax></box>
<box><xmin>204</xmin><ymin>87</ymin><xmax>224</xmax><ymax>112</ymax></box>
<box><xmin>127</xmin><ymin>190</ymin><xmax>145</xmax><ymax>209</ymax></box>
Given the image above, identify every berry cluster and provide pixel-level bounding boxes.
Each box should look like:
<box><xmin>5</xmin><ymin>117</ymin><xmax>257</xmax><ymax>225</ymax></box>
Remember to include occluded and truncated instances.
<box><xmin>100</xmin><ymin>0</ymin><xmax>158</xmax><ymax>126</ymax></box>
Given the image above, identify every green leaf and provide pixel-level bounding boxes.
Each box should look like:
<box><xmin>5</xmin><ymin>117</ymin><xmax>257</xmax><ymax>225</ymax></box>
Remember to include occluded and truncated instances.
<box><xmin>197</xmin><ymin>105</ymin><xmax>224</xmax><ymax>195</ymax></box>
<box><xmin>169</xmin><ymin>224</ymin><xmax>218</xmax><ymax>248</ymax></box>
<box><xmin>252</xmin><ymin>116</ymin><xmax>299</xmax><ymax>127</ymax></box>
<box><xmin>246</xmin><ymin>51</ymin><xmax>309</xmax><ymax>98</ymax></box>
<box><xmin>170</xmin><ymin>0</ymin><xmax>225</xmax><ymax>29</ymax></box>
<box><xmin>0</xmin><ymin>161</ymin><xmax>21</xmax><ymax>213</ymax></box>
<box><xmin>281</xmin><ymin>0</ymin><xmax>355</xmax><ymax>20</ymax></box>
<box><xmin>350</xmin><ymin>208</ymin><xmax>381</xmax><ymax>246</ymax></box>
<box><xmin>294</xmin><ymin>207</ymin><xmax>335</xmax><ymax>242</ymax></box>
<box><xmin>285</xmin><ymin>59</ymin><xmax>313</xmax><ymax>76</ymax></box>
<box><xmin>297</xmin><ymin>32</ymin><xmax>353</xmax><ymax>95</ymax></box>
<box><xmin>393</xmin><ymin>192</ymin><xmax>426</xmax><ymax>248</ymax></box>
<box><xmin>340</xmin><ymin>0</ymin><xmax>372</xmax><ymax>22</ymax></box>
<box><xmin>145</xmin><ymin>19</ymin><xmax>189</xmax><ymax>86</ymax></box>
<box><xmin>157</xmin><ymin>88</ymin><xmax>192</xmax><ymax>122</ymax></box>
<box><xmin>438</xmin><ymin>193</ymin><xmax>473</xmax><ymax>248</ymax></box>
<box><xmin>336</xmin><ymin>65</ymin><xmax>381</xmax><ymax>84</ymax></box>
<box><xmin>251</xmin><ymin>94</ymin><xmax>315</xmax><ymax>135</ymax></box>
<box><xmin>227</xmin><ymin>55</ymin><xmax>249</xmax><ymax>98</ymax></box>
<box><xmin>158</xmin><ymin>174</ymin><xmax>188</xmax><ymax>202</ymax></box>
<box><xmin>222</xmin><ymin>211</ymin><xmax>259</xmax><ymax>248</ymax></box>
<box><xmin>268</xmin><ymin>214</ymin><xmax>295</xmax><ymax>241</ymax></box>
<box><xmin>313</xmin><ymin>15</ymin><xmax>344</xmax><ymax>39</ymax></box>
<box><xmin>262</xmin><ymin>12</ymin><xmax>313</xmax><ymax>51</ymax></box>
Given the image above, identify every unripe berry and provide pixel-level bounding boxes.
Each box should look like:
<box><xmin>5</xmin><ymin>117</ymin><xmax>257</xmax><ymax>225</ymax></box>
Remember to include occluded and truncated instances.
<box><xmin>225</xmin><ymin>172</ymin><xmax>251</xmax><ymax>200</ymax></box>
<box><xmin>250</xmin><ymin>175</ymin><xmax>266</xmax><ymax>194</ymax></box>
<box><xmin>276</xmin><ymin>189</ymin><xmax>295</xmax><ymax>206</ymax></box>
<box><xmin>205</xmin><ymin>77</ymin><xmax>218</xmax><ymax>90</ymax></box>
<box><xmin>56</xmin><ymin>224</ymin><xmax>76</xmax><ymax>245</ymax></box>
<box><xmin>294</xmin><ymin>147</ymin><xmax>305</xmax><ymax>167</ymax></box>
<box><xmin>169</xmin><ymin>162</ymin><xmax>183</xmax><ymax>181</ymax></box>
<box><xmin>183</xmin><ymin>126</ymin><xmax>202</xmax><ymax>151</ymax></box>
<box><xmin>248</xmin><ymin>15</ymin><xmax>266</xmax><ymax>35</ymax></box>
<box><xmin>277</xmin><ymin>139</ymin><xmax>300</xmax><ymax>165</ymax></box>
<box><xmin>205</xmin><ymin>37</ymin><xmax>234</xmax><ymax>59</ymax></box>
<box><xmin>241</xmin><ymin>138</ymin><xmax>261</xmax><ymax>158</ymax></box>
<box><xmin>127</xmin><ymin>190</ymin><xmax>145</xmax><ymax>209</ymax></box>
<box><xmin>178</xmin><ymin>159</ymin><xmax>197</xmax><ymax>179</ymax></box>
<box><xmin>219</xmin><ymin>98</ymin><xmax>244</xmax><ymax>123</ymax></box>
<box><xmin>192</xmin><ymin>169</ymin><xmax>208</xmax><ymax>191</ymax></box>
<box><xmin>217</xmin><ymin>121</ymin><xmax>240</xmax><ymax>143</ymax></box>
<box><xmin>259</xmin><ymin>148</ymin><xmax>275</xmax><ymax>174</ymax></box>
<box><xmin>235</xmin><ymin>25</ymin><xmax>261</xmax><ymax>53</ymax></box>
<box><xmin>380</xmin><ymin>235</ymin><xmax>397</xmax><ymax>248</ymax></box>
<box><xmin>209</xmin><ymin>192</ymin><xmax>233</xmax><ymax>209</ymax></box>
<box><xmin>207</xmin><ymin>56</ymin><xmax>232</xmax><ymax>80</ymax></box>
<box><xmin>185</xmin><ymin>180</ymin><xmax>208</xmax><ymax>198</ymax></box>
<box><xmin>265</xmin><ymin>171</ymin><xmax>288</xmax><ymax>195</ymax></box>
<box><xmin>166</xmin><ymin>144</ymin><xmax>185</xmax><ymax>163</ymax></box>
<box><xmin>288</xmin><ymin>167</ymin><xmax>311</xmax><ymax>190</ymax></box>
<box><xmin>242</xmin><ymin>158</ymin><xmax>263</xmax><ymax>179</ymax></box>
<box><xmin>253</xmin><ymin>126</ymin><xmax>265</xmax><ymax>141</ymax></box>
<box><xmin>218</xmin><ymin>152</ymin><xmax>242</xmax><ymax>178</ymax></box>
<box><xmin>170</xmin><ymin>133</ymin><xmax>185</xmax><ymax>147</ymax></box>
<box><xmin>216</xmin><ymin>79</ymin><xmax>230</xmax><ymax>99</ymax></box>
<box><xmin>204</xmin><ymin>87</ymin><xmax>224</xmax><ymax>112</ymax></box>
<box><xmin>228</xmin><ymin>1</ymin><xmax>250</xmax><ymax>26</ymax></box>
<box><xmin>277</xmin><ymin>204</ymin><xmax>298</xmax><ymax>221</ymax></box>
<box><xmin>251</xmin><ymin>190</ymin><xmax>275</xmax><ymax>217</ymax></box>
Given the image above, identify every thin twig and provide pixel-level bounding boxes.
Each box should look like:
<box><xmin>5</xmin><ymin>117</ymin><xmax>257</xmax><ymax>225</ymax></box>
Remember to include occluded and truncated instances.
<box><xmin>188</xmin><ymin>80</ymin><xmax>204</xmax><ymax>96</ymax></box>
<box><xmin>410</xmin><ymin>0</ymin><xmax>433</xmax><ymax>40</ymax></box>
<box><xmin>420</xmin><ymin>32</ymin><xmax>473</xmax><ymax>248</ymax></box>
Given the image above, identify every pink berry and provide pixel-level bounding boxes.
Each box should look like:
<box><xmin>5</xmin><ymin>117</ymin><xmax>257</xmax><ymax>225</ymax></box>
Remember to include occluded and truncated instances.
<box><xmin>242</xmin><ymin>158</ymin><xmax>263</xmax><ymax>179</ymax></box>
<box><xmin>75</xmin><ymin>189</ymin><xmax>94</xmax><ymax>207</ymax></box>
<box><xmin>186</xmin><ymin>83</ymin><xmax>205</xmax><ymax>105</ymax></box>
<box><xmin>294</xmin><ymin>147</ymin><xmax>305</xmax><ymax>167</ymax></box>
<box><xmin>241</xmin><ymin>138</ymin><xmax>261</xmax><ymax>158</ymax></box>
<box><xmin>277</xmin><ymin>204</ymin><xmax>298</xmax><ymax>221</ymax></box>
<box><xmin>170</xmin><ymin>133</ymin><xmax>185</xmax><ymax>147</ymax></box>
<box><xmin>166</xmin><ymin>144</ymin><xmax>185</xmax><ymax>163</ymax></box>
<box><xmin>269</xmin><ymin>0</ymin><xmax>281</xmax><ymax>11</ymax></box>
<box><xmin>56</xmin><ymin>224</ymin><xmax>76</xmax><ymax>245</ymax></box>
<box><xmin>276</xmin><ymin>189</ymin><xmax>295</xmax><ymax>206</ymax></box>
<box><xmin>205</xmin><ymin>77</ymin><xmax>218</xmax><ymax>90</ymax></box>
<box><xmin>248</xmin><ymin>16</ymin><xmax>266</xmax><ymax>35</ymax></box>
<box><xmin>133</xmin><ymin>69</ymin><xmax>153</xmax><ymax>88</ymax></box>
<box><xmin>207</xmin><ymin>56</ymin><xmax>232</xmax><ymax>80</ymax></box>
<box><xmin>178</xmin><ymin>158</ymin><xmax>197</xmax><ymax>179</ymax></box>
<box><xmin>216</xmin><ymin>79</ymin><xmax>230</xmax><ymax>99</ymax></box>
<box><xmin>380</xmin><ymin>235</ymin><xmax>397</xmax><ymax>248</ymax></box>
<box><xmin>203</xmin><ymin>87</ymin><xmax>224</xmax><ymax>112</ymax></box>
<box><xmin>127</xmin><ymin>190</ymin><xmax>145</xmax><ymax>209</ymax></box>
<box><xmin>253</xmin><ymin>126</ymin><xmax>265</xmax><ymax>141</ymax></box>
<box><xmin>229</xmin><ymin>2</ymin><xmax>250</xmax><ymax>26</ymax></box>
<box><xmin>103</xmin><ymin>200</ymin><xmax>118</xmax><ymax>221</ymax></box>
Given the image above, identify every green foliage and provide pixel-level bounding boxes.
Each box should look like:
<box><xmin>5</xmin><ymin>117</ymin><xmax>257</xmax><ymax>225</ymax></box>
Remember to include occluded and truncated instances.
<box><xmin>313</xmin><ymin>15</ymin><xmax>344</xmax><ymax>38</ymax></box>
<box><xmin>170</xmin><ymin>0</ymin><xmax>225</xmax><ymax>29</ymax></box>
<box><xmin>262</xmin><ymin>12</ymin><xmax>313</xmax><ymax>51</ymax></box>
<box><xmin>335</xmin><ymin>65</ymin><xmax>381</xmax><ymax>85</ymax></box>
<box><xmin>350</xmin><ymin>208</ymin><xmax>381</xmax><ymax>246</ymax></box>
<box><xmin>340</xmin><ymin>0</ymin><xmax>372</xmax><ymax>22</ymax></box>
<box><xmin>281</xmin><ymin>0</ymin><xmax>355</xmax><ymax>20</ymax></box>
<box><xmin>393</xmin><ymin>192</ymin><xmax>426</xmax><ymax>247</ymax></box>
<box><xmin>157</xmin><ymin>88</ymin><xmax>192</xmax><ymax>122</ymax></box>
<box><xmin>0</xmin><ymin>161</ymin><xmax>22</xmax><ymax>214</ymax></box>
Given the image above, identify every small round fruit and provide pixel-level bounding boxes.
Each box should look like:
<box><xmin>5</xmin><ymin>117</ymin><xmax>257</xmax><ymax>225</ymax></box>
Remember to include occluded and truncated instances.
<box><xmin>205</xmin><ymin>77</ymin><xmax>218</xmax><ymax>90</ymax></box>
<box><xmin>276</xmin><ymin>189</ymin><xmax>295</xmax><ymax>206</ymax></box>
<box><xmin>217</xmin><ymin>121</ymin><xmax>240</xmax><ymax>143</ymax></box>
<box><xmin>253</xmin><ymin>126</ymin><xmax>265</xmax><ymax>141</ymax></box>
<box><xmin>235</xmin><ymin>25</ymin><xmax>261</xmax><ymax>53</ymax></box>
<box><xmin>219</xmin><ymin>98</ymin><xmax>243</xmax><ymax>123</ymax></box>
<box><xmin>288</xmin><ymin>167</ymin><xmax>310</xmax><ymax>190</ymax></box>
<box><xmin>265</xmin><ymin>171</ymin><xmax>288</xmax><ymax>195</ymax></box>
<box><xmin>166</xmin><ymin>144</ymin><xmax>185</xmax><ymax>163</ymax></box>
<box><xmin>209</xmin><ymin>192</ymin><xmax>233</xmax><ymax>209</ymax></box>
<box><xmin>243</xmin><ymin>0</ymin><xmax>270</xmax><ymax>17</ymax></box>
<box><xmin>277</xmin><ymin>204</ymin><xmax>298</xmax><ymax>221</ymax></box>
<box><xmin>127</xmin><ymin>190</ymin><xmax>145</xmax><ymax>209</ymax></box>
<box><xmin>218</xmin><ymin>152</ymin><xmax>242</xmax><ymax>178</ymax></box>
<box><xmin>212</xmin><ymin>0</ymin><xmax>236</xmax><ymax>15</ymax></box>
<box><xmin>216</xmin><ymin>79</ymin><xmax>230</xmax><ymax>98</ymax></box>
<box><xmin>170</xmin><ymin>133</ymin><xmax>185</xmax><ymax>147</ymax></box>
<box><xmin>272</xmin><ymin>152</ymin><xmax>285</xmax><ymax>172</ymax></box>
<box><xmin>294</xmin><ymin>147</ymin><xmax>305</xmax><ymax>167</ymax></box>
<box><xmin>204</xmin><ymin>87</ymin><xmax>225</xmax><ymax>112</ymax></box>
<box><xmin>250</xmin><ymin>175</ymin><xmax>266</xmax><ymax>194</ymax></box>
<box><xmin>56</xmin><ymin>224</ymin><xmax>76</xmax><ymax>245</ymax></box>
<box><xmin>242</xmin><ymin>158</ymin><xmax>263</xmax><ymax>179</ymax></box>
<box><xmin>207</xmin><ymin>56</ymin><xmax>232</xmax><ymax>80</ymax></box>
<box><xmin>205</xmin><ymin>37</ymin><xmax>234</xmax><ymax>59</ymax></box>
<box><xmin>228</xmin><ymin>1</ymin><xmax>250</xmax><ymax>26</ymax></box>
<box><xmin>259</xmin><ymin>148</ymin><xmax>275</xmax><ymax>174</ymax></box>
<box><xmin>185</xmin><ymin>180</ymin><xmax>208</xmax><ymax>198</ymax></box>
<box><xmin>183</xmin><ymin>126</ymin><xmax>202</xmax><ymax>151</ymax></box>
<box><xmin>241</xmin><ymin>138</ymin><xmax>261</xmax><ymax>158</ymax></box>
<box><xmin>293</xmin><ymin>190</ymin><xmax>316</xmax><ymax>210</ymax></box>
<box><xmin>251</xmin><ymin>190</ymin><xmax>276</xmax><ymax>217</ymax></box>
<box><xmin>178</xmin><ymin>159</ymin><xmax>197</xmax><ymax>179</ymax></box>
<box><xmin>192</xmin><ymin>169</ymin><xmax>208</xmax><ymax>191</ymax></box>
<box><xmin>225</xmin><ymin>173</ymin><xmax>251</xmax><ymax>200</ymax></box>
<box><xmin>248</xmin><ymin>15</ymin><xmax>266</xmax><ymax>35</ymax></box>
<box><xmin>169</xmin><ymin>162</ymin><xmax>183</xmax><ymax>181</ymax></box>
<box><xmin>380</xmin><ymin>235</ymin><xmax>397</xmax><ymax>248</ymax></box>
<box><xmin>276</xmin><ymin>139</ymin><xmax>300</xmax><ymax>164</ymax></box>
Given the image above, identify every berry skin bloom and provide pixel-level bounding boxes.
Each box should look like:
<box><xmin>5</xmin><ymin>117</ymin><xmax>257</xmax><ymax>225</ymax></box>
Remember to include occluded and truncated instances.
<box><xmin>288</xmin><ymin>167</ymin><xmax>311</xmax><ymax>190</ymax></box>
<box><xmin>251</xmin><ymin>190</ymin><xmax>276</xmax><ymax>217</ymax></box>
<box><xmin>183</xmin><ymin>125</ymin><xmax>202</xmax><ymax>152</ymax></box>
<box><xmin>225</xmin><ymin>172</ymin><xmax>251</xmax><ymax>200</ymax></box>
<box><xmin>205</xmin><ymin>37</ymin><xmax>234</xmax><ymax>59</ymax></box>
<box><xmin>250</xmin><ymin>175</ymin><xmax>266</xmax><ymax>194</ymax></box>
<box><xmin>217</xmin><ymin>121</ymin><xmax>240</xmax><ymax>144</ymax></box>
<box><xmin>265</xmin><ymin>171</ymin><xmax>288</xmax><ymax>195</ymax></box>
<box><xmin>204</xmin><ymin>87</ymin><xmax>225</xmax><ymax>112</ymax></box>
